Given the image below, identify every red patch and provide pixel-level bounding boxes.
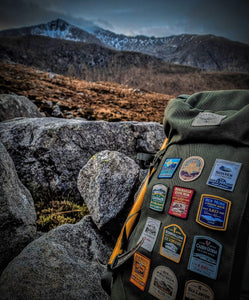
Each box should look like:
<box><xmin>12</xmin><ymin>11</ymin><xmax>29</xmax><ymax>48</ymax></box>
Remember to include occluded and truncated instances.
<box><xmin>168</xmin><ymin>186</ymin><xmax>194</xmax><ymax>219</ymax></box>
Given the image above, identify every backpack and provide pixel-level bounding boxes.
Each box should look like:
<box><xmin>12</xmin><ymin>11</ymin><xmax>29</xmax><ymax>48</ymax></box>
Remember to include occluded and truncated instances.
<box><xmin>101</xmin><ymin>90</ymin><xmax>249</xmax><ymax>300</ymax></box>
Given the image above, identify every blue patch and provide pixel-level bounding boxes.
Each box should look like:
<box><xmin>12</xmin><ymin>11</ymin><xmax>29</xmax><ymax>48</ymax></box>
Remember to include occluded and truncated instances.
<box><xmin>188</xmin><ymin>236</ymin><xmax>222</xmax><ymax>280</ymax></box>
<box><xmin>196</xmin><ymin>195</ymin><xmax>231</xmax><ymax>231</ymax></box>
<box><xmin>207</xmin><ymin>159</ymin><xmax>242</xmax><ymax>192</ymax></box>
<box><xmin>158</xmin><ymin>158</ymin><xmax>181</xmax><ymax>179</ymax></box>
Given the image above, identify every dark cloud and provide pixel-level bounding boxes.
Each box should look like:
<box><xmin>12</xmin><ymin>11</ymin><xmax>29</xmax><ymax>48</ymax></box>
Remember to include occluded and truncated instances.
<box><xmin>0</xmin><ymin>0</ymin><xmax>58</xmax><ymax>28</ymax></box>
<box><xmin>0</xmin><ymin>0</ymin><xmax>248</xmax><ymax>43</ymax></box>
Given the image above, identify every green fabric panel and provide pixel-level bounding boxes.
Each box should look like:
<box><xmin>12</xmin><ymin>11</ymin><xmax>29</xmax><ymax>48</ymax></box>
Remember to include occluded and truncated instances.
<box><xmin>163</xmin><ymin>90</ymin><xmax>249</xmax><ymax>147</ymax></box>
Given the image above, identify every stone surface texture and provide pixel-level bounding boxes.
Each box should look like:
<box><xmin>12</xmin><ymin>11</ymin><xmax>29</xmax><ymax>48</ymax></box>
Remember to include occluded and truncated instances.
<box><xmin>0</xmin><ymin>216</ymin><xmax>112</xmax><ymax>300</ymax></box>
<box><xmin>77</xmin><ymin>150</ymin><xmax>140</xmax><ymax>231</ymax></box>
<box><xmin>0</xmin><ymin>142</ymin><xmax>37</xmax><ymax>275</ymax></box>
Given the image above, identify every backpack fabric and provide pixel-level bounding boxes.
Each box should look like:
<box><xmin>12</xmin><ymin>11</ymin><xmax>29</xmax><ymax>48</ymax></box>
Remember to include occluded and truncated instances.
<box><xmin>102</xmin><ymin>90</ymin><xmax>249</xmax><ymax>300</ymax></box>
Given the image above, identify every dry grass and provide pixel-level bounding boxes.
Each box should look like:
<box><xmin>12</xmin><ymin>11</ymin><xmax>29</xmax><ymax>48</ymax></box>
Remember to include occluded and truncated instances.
<box><xmin>0</xmin><ymin>62</ymin><xmax>173</xmax><ymax>123</ymax></box>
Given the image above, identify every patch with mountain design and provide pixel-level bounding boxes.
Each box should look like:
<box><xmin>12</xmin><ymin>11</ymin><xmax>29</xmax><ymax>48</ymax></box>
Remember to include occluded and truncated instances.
<box><xmin>168</xmin><ymin>186</ymin><xmax>194</xmax><ymax>219</ymax></box>
<box><xmin>207</xmin><ymin>159</ymin><xmax>241</xmax><ymax>192</ymax></box>
<box><xmin>179</xmin><ymin>156</ymin><xmax>204</xmax><ymax>182</ymax></box>
<box><xmin>188</xmin><ymin>236</ymin><xmax>222</xmax><ymax>280</ymax></box>
<box><xmin>196</xmin><ymin>194</ymin><xmax>231</xmax><ymax>231</ymax></box>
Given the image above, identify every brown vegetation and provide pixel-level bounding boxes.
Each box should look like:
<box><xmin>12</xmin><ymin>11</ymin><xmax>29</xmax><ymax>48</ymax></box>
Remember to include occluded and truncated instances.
<box><xmin>1</xmin><ymin>35</ymin><xmax>248</xmax><ymax>97</ymax></box>
<box><xmin>0</xmin><ymin>62</ymin><xmax>173</xmax><ymax>123</ymax></box>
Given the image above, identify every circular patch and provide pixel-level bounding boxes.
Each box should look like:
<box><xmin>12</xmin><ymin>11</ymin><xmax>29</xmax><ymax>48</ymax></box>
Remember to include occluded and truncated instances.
<box><xmin>179</xmin><ymin>156</ymin><xmax>204</xmax><ymax>182</ymax></box>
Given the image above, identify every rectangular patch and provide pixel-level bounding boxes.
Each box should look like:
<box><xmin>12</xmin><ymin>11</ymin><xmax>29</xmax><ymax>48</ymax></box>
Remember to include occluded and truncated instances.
<box><xmin>130</xmin><ymin>252</ymin><xmax>150</xmax><ymax>291</ymax></box>
<box><xmin>192</xmin><ymin>112</ymin><xmax>226</xmax><ymax>126</ymax></box>
<box><xmin>188</xmin><ymin>236</ymin><xmax>222</xmax><ymax>280</ymax></box>
<box><xmin>138</xmin><ymin>217</ymin><xmax>161</xmax><ymax>252</ymax></box>
<box><xmin>168</xmin><ymin>186</ymin><xmax>194</xmax><ymax>219</ymax></box>
<box><xmin>150</xmin><ymin>184</ymin><xmax>168</xmax><ymax>212</ymax></box>
<box><xmin>196</xmin><ymin>194</ymin><xmax>231</xmax><ymax>231</ymax></box>
<box><xmin>158</xmin><ymin>158</ymin><xmax>181</xmax><ymax>179</ymax></box>
<box><xmin>160</xmin><ymin>224</ymin><xmax>186</xmax><ymax>263</ymax></box>
<box><xmin>207</xmin><ymin>159</ymin><xmax>242</xmax><ymax>192</ymax></box>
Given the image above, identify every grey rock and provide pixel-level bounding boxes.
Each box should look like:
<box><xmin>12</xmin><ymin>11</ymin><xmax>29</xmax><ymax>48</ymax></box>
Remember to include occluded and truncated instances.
<box><xmin>0</xmin><ymin>118</ymin><xmax>164</xmax><ymax>202</ymax></box>
<box><xmin>77</xmin><ymin>150</ymin><xmax>140</xmax><ymax>232</ymax></box>
<box><xmin>51</xmin><ymin>103</ymin><xmax>63</xmax><ymax>117</ymax></box>
<box><xmin>0</xmin><ymin>94</ymin><xmax>43</xmax><ymax>121</ymax></box>
<box><xmin>0</xmin><ymin>142</ymin><xmax>37</xmax><ymax>275</ymax></box>
<box><xmin>0</xmin><ymin>216</ymin><xmax>112</xmax><ymax>300</ymax></box>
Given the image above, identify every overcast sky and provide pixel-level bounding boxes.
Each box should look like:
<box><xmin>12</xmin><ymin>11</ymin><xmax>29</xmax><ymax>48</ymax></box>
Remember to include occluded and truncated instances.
<box><xmin>1</xmin><ymin>0</ymin><xmax>249</xmax><ymax>44</ymax></box>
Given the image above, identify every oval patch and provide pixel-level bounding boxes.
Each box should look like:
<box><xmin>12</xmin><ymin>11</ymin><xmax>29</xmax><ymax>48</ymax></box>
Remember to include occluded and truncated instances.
<box><xmin>179</xmin><ymin>156</ymin><xmax>204</xmax><ymax>182</ymax></box>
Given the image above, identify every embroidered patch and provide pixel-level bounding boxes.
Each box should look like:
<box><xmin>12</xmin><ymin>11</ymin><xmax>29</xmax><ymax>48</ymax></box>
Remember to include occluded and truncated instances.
<box><xmin>130</xmin><ymin>252</ymin><xmax>151</xmax><ymax>291</ymax></box>
<box><xmin>188</xmin><ymin>236</ymin><xmax>222</xmax><ymax>280</ymax></box>
<box><xmin>150</xmin><ymin>184</ymin><xmax>168</xmax><ymax>212</ymax></box>
<box><xmin>192</xmin><ymin>112</ymin><xmax>226</xmax><ymax>126</ymax></box>
<box><xmin>160</xmin><ymin>224</ymin><xmax>186</xmax><ymax>263</ymax></box>
<box><xmin>148</xmin><ymin>266</ymin><xmax>178</xmax><ymax>300</ymax></box>
<box><xmin>207</xmin><ymin>159</ymin><xmax>241</xmax><ymax>192</ymax></box>
<box><xmin>138</xmin><ymin>217</ymin><xmax>161</xmax><ymax>252</ymax></box>
<box><xmin>179</xmin><ymin>156</ymin><xmax>204</xmax><ymax>182</ymax></box>
<box><xmin>158</xmin><ymin>158</ymin><xmax>181</xmax><ymax>179</ymax></box>
<box><xmin>168</xmin><ymin>186</ymin><xmax>194</xmax><ymax>219</ymax></box>
<box><xmin>196</xmin><ymin>194</ymin><xmax>231</xmax><ymax>231</ymax></box>
<box><xmin>183</xmin><ymin>280</ymin><xmax>214</xmax><ymax>300</ymax></box>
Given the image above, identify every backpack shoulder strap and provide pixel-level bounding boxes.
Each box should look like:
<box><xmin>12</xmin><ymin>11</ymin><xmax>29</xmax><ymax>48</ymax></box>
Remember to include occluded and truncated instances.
<box><xmin>101</xmin><ymin>138</ymin><xmax>168</xmax><ymax>295</ymax></box>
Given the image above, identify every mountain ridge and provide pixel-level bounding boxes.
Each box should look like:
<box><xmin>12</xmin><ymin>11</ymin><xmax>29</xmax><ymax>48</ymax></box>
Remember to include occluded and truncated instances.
<box><xmin>0</xmin><ymin>18</ymin><xmax>248</xmax><ymax>72</ymax></box>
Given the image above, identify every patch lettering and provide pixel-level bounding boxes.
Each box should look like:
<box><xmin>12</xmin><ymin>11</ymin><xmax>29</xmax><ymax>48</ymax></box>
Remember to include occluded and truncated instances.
<box><xmin>130</xmin><ymin>252</ymin><xmax>151</xmax><ymax>291</ymax></box>
<box><xmin>183</xmin><ymin>280</ymin><xmax>214</xmax><ymax>300</ymax></box>
<box><xmin>207</xmin><ymin>159</ymin><xmax>241</xmax><ymax>192</ymax></box>
<box><xmin>148</xmin><ymin>266</ymin><xmax>178</xmax><ymax>300</ymax></box>
<box><xmin>168</xmin><ymin>186</ymin><xmax>194</xmax><ymax>219</ymax></box>
<box><xmin>150</xmin><ymin>184</ymin><xmax>168</xmax><ymax>212</ymax></box>
<box><xmin>160</xmin><ymin>224</ymin><xmax>186</xmax><ymax>263</ymax></box>
<box><xmin>196</xmin><ymin>194</ymin><xmax>231</xmax><ymax>231</ymax></box>
<box><xmin>179</xmin><ymin>156</ymin><xmax>204</xmax><ymax>182</ymax></box>
<box><xmin>138</xmin><ymin>217</ymin><xmax>161</xmax><ymax>252</ymax></box>
<box><xmin>188</xmin><ymin>236</ymin><xmax>222</xmax><ymax>280</ymax></box>
<box><xmin>158</xmin><ymin>158</ymin><xmax>181</xmax><ymax>179</ymax></box>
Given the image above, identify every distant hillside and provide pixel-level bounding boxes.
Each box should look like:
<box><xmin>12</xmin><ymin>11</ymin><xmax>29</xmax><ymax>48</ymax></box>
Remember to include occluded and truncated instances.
<box><xmin>0</xmin><ymin>34</ymin><xmax>196</xmax><ymax>94</ymax></box>
<box><xmin>0</xmin><ymin>61</ymin><xmax>173</xmax><ymax>123</ymax></box>
<box><xmin>0</xmin><ymin>18</ymin><xmax>249</xmax><ymax>72</ymax></box>
<box><xmin>92</xmin><ymin>28</ymin><xmax>249</xmax><ymax>72</ymax></box>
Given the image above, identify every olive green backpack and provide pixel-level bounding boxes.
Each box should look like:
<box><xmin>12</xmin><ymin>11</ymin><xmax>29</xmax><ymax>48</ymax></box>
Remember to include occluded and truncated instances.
<box><xmin>101</xmin><ymin>90</ymin><xmax>249</xmax><ymax>300</ymax></box>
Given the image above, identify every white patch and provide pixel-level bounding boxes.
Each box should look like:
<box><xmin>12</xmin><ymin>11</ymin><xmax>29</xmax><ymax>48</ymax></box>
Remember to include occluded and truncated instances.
<box><xmin>192</xmin><ymin>112</ymin><xmax>226</xmax><ymax>126</ymax></box>
<box><xmin>138</xmin><ymin>217</ymin><xmax>161</xmax><ymax>252</ymax></box>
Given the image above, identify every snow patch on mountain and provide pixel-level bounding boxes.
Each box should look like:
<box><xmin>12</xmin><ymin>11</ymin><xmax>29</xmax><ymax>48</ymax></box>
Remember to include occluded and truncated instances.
<box><xmin>1</xmin><ymin>18</ymin><xmax>248</xmax><ymax>72</ymax></box>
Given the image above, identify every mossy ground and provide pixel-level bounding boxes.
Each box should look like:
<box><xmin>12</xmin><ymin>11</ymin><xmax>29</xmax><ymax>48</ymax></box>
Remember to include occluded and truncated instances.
<box><xmin>35</xmin><ymin>200</ymin><xmax>89</xmax><ymax>232</ymax></box>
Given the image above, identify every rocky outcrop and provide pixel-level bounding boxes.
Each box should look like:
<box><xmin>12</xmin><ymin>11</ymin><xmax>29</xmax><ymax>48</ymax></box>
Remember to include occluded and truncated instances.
<box><xmin>0</xmin><ymin>117</ymin><xmax>164</xmax><ymax>202</ymax></box>
<box><xmin>0</xmin><ymin>114</ymin><xmax>164</xmax><ymax>297</ymax></box>
<box><xmin>0</xmin><ymin>142</ymin><xmax>37</xmax><ymax>275</ymax></box>
<box><xmin>0</xmin><ymin>94</ymin><xmax>44</xmax><ymax>121</ymax></box>
<box><xmin>77</xmin><ymin>150</ymin><xmax>140</xmax><ymax>234</ymax></box>
<box><xmin>0</xmin><ymin>216</ymin><xmax>112</xmax><ymax>300</ymax></box>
